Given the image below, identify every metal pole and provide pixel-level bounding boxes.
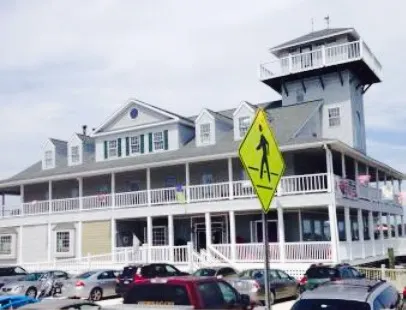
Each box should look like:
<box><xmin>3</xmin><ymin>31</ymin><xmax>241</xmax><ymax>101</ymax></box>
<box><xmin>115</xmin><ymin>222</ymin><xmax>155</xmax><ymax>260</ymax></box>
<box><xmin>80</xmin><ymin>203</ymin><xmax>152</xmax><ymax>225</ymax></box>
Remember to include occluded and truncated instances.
<box><xmin>262</xmin><ymin>211</ymin><xmax>271</xmax><ymax>310</ymax></box>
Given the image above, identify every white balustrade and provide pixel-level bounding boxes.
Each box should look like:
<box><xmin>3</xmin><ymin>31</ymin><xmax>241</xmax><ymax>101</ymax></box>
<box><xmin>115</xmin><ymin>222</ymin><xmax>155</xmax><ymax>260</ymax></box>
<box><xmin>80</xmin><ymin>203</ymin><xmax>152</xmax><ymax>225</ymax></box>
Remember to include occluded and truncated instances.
<box><xmin>233</xmin><ymin>181</ymin><xmax>255</xmax><ymax>198</ymax></box>
<box><xmin>279</xmin><ymin>173</ymin><xmax>328</xmax><ymax>195</ymax></box>
<box><xmin>52</xmin><ymin>197</ymin><xmax>80</xmax><ymax>213</ymax></box>
<box><xmin>189</xmin><ymin>182</ymin><xmax>229</xmax><ymax>202</ymax></box>
<box><xmin>211</xmin><ymin>244</ymin><xmax>232</xmax><ymax>259</ymax></box>
<box><xmin>82</xmin><ymin>194</ymin><xmax>112</xmax><ymax>210</ymax></box>
<box><xmin>150</xmin><ymin>187</ymin><xmax>179</xmax><ymax>205</ymax></box>
<box><xmin>115</xmin><ymin>191</ymin><xmax>148</xmax><ymax>208</ymax></box>
<box><xmin>173</xmin><ymin>246</ymin><xmax>188</xmax><ymax>263</ymax></box>
<box><xmin>235</xmin><ymin>243</ymin><xmax>280</xmax><ymax>262</ymax></box>
<box><xmin>285</xmin><ymin>242</ymin><xmax>331</xmax><ymax>262</ymax></box>
<box><xmin>260</xmin><ymin>40</ymin><xmax>382</xmax><ymax>81</ymax></box>
<box><xmin>150</xmin><ymin>246</ymin><xmax>171</xmax><ymax>262</ymax></box>
<box><xmin>23</xmin><ymin>201</ymin><xmax>50</xmax><ymax>215</ymax></box>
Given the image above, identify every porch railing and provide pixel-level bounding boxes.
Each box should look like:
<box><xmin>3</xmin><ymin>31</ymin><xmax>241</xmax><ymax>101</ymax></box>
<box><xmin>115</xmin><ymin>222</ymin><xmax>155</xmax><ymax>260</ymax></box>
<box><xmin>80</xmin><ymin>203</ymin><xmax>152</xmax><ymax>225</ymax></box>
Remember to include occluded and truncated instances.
<box><xmin>260</xmin><ymin>40</ymin><xmax>382</xmax><ymax>80</ymax></box>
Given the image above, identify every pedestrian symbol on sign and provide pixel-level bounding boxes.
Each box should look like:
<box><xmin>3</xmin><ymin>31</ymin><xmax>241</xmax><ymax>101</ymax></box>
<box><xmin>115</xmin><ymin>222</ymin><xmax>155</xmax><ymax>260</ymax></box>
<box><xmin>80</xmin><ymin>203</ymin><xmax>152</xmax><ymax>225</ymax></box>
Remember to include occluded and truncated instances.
<box><xmin>257</xmin><ymin>124</ymin><xmax>270</xmax><ymax>182</ymax></box>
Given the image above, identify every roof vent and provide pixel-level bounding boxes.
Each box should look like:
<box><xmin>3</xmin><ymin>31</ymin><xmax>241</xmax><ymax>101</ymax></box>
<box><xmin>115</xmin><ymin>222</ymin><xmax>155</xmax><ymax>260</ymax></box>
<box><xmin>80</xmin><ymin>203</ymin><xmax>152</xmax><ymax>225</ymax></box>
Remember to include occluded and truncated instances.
<box><xmin>82</xmin><ymin>125</ymin><xmax>87</xmax><ymax>136</ymax></box>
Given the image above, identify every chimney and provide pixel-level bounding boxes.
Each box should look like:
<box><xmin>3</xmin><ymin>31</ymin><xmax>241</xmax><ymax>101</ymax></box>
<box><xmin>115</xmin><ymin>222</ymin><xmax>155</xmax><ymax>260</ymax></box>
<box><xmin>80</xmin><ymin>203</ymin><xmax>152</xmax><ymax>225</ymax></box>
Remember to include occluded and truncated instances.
<box><xmin>82</xmin><ymin>125</ymin><xmax>87</xmax><ymax>136</ymax></box>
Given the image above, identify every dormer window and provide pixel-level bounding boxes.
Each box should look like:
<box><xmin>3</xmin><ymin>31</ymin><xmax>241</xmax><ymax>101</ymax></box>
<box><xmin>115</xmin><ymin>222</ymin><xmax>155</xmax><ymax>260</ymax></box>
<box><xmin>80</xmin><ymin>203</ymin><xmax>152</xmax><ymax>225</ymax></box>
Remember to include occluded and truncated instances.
<box><xmin>200</xmin><ymin>123</ymin><xmax>211</xmax><ymax>144</ymax></box>
<box><xmin>108</xmin><ymin>140</ymin><xmax>118</xmax><ymax>157</ymax></box>
<box><xmin>153</xmin><ymin>132</ymin><xmax>164</xmax><ymax>151</ymax></box>
<box><xmin>45</xmin><ymin>151</ymin><xmax>53</xmax><ymax>168</ymax></box>
<box><xmin>71</xmin><ymin>146</ymin><xmax>80</xmax><ymax>163</ymax></box>
<box><xmin>238</xmin><ymin>117</ymin><xmax>251</xmax><ymax>138</ymax></box>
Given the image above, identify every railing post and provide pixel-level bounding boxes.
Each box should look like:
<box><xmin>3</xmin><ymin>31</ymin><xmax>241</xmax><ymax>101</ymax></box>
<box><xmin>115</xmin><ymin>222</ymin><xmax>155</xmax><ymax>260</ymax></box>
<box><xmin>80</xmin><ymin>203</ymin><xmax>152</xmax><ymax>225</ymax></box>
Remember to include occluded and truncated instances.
<box><xmin>229</xmin><ymin>211</ymin><xmax>236</xmax><ymax>262</ymax></box>
<box><xmin>228</xmin><ymin>158</ymin><xmax>233</xmax><ymax>200</ymax></box>
<box><xmin>277</xmin><ymin>205</ymin><xmax>285</xmax><ymax>263</ymax></box>
<box><xmin>187</xmin><ymin>241</ymin><xmax>193</xmax><ymax>273</ymax></box>
<box><xmin>168</xmin><ymin>215</ymin><xmax>174</xmax><ymax>263</ymax></box>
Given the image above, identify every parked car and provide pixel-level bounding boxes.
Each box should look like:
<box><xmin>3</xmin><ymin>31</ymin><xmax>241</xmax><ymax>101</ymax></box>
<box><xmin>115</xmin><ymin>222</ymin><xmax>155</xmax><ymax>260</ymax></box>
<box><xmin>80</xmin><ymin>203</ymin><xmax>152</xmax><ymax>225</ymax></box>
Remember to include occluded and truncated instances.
<box><xmin>228</xmin><ymin>268</ymin><xmax>299</xmax><ymax>305</ymax></box>
<box><xmin>0</xmin><ymin>295</ymin><xmax>38</xmax><ymax>309</ymax></box>
<box><xmin>0</xmin><ymin>267</ymin><xmax>27</xmax><ymax>289</ymax></box>
<box><xmin>299</xmin><ymin>263</ymin><xmax>365</xmax><ymax>292</ymax></box>
<box><xmin>192</xmin><ymin>266</ymin><xmax>238</xmax><ymax>279</ymax></box>
<box><xmin>62</xmin><ymin>269</ymin><xmax>120</xmax><ymax>301</ymax></box>
<box><xmin>291</xmin><ymin>279</ymin><xmax>403</xmax><ymax>310</ymax></box>
<box><xmin>0</xmin><ymin>270</ymin><xmax>70</xmax><ymax>298</ymax></box>
<box><xmin>122</xmin><ymin>276</ymin><xmax>259</xmax><ymax>309</ymax></box>
<box><xmin>19</xmin><ymin>299</ymin><xmax>100</xmax><ymax>310</ymax></box>
<box><xmin>115</xmin><ymin>263</ymin><xmax>189</xmax><ymax>297</ymax></box>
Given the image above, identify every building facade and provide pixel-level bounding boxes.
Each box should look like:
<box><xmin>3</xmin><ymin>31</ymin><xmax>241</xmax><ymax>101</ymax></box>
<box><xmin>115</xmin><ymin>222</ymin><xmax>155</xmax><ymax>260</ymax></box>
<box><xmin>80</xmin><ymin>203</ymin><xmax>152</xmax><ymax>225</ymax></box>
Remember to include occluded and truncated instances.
<box><xmin>0</xmin><ymin>27</ymin><xmax>404</xmax><ymax>276</ymax></box>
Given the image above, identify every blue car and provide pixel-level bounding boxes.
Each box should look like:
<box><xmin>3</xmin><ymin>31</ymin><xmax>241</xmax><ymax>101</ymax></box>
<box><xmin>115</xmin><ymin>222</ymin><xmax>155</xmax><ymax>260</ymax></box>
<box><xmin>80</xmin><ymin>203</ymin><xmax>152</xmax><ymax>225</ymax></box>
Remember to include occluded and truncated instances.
<box><xmin>0</xmin><ymin>295</ymin><xmax>38</xmax><ymax>309</ymax></box>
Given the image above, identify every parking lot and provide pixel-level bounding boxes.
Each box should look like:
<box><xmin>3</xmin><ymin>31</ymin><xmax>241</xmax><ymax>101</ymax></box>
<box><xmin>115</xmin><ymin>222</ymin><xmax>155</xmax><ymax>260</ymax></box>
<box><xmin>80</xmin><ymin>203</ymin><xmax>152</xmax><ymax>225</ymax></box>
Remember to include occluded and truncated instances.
<box><xmin>97</xmin><ymin>297</ymin><xmax>296</xmax><ymax>309</ymax></box>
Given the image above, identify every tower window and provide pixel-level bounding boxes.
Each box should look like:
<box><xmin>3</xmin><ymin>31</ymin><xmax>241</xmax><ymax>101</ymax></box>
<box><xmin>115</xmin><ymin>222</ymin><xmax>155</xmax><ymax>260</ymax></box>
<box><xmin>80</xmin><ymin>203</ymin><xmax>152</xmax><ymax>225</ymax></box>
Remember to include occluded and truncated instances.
<box><xmin>328</xmin><ymin>107</ymin><xmax>341</xmax><ymax>127</ymax></box>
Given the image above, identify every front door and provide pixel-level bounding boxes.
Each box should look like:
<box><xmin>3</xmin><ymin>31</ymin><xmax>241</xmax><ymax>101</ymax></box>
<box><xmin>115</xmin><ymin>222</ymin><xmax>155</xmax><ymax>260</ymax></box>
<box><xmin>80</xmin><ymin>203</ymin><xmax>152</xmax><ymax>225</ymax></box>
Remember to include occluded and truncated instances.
<box><xmin>252</xmin><ymin>220</ymin><xmax>278</xmax><ymax>243</ymax></box>
<box><xmin>196</xmin><ymin>229</ymin><xmax>206</xmax><ymax>250</ymax></box>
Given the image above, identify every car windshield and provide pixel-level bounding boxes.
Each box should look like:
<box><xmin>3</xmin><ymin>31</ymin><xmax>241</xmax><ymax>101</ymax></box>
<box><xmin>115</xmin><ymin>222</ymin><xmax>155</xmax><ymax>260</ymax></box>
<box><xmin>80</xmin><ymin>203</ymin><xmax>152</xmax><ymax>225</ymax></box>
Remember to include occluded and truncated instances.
<box><xmin>306</xmin><ymin>267</ymin><xmax>339</xmax><ymax>279</ymax></box>
<box><xmin>121</xmin><ymin>266</ymin><xmax>138</xmax><ymax>278</ymax></box>
<box><xmin>22</xmin><ymin>273</ymin><xmax>43</xmax><ymax>281</ymax></box>
<box><xmin>76</xmin><ymin>271</ymin><xmax>97</xmax><ymax>279</ymax></box>
<box><xmin>291</xmin><ymin>299</ymin><xmax>371</xmax><ymax>310</ymax></box>
<box><xmin>193</xmin><ymin>269</ymin><xmax>216</xmax><ymax>277</ymax></box>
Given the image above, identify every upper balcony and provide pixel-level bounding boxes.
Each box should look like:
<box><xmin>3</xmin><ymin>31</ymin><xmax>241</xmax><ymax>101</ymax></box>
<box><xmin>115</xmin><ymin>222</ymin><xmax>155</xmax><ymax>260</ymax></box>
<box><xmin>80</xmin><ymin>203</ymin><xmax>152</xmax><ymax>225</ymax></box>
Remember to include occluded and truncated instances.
<box><xmin>259</xmin><ymin>40</ymin><xmax>382</xmax><ymax>93</ymax></box>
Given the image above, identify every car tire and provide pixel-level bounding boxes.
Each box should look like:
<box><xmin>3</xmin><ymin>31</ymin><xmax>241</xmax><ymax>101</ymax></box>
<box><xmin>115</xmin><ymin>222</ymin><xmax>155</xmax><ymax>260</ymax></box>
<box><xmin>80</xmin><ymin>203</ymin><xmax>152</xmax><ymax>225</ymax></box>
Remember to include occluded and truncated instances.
<box><xmin>25</xmin><ymin>287</ymin><xmax>37</xmax><ymax>298</ymax></box>
<box><xmin>89</xmin><ymin>288</ymin><xmax>103</xmax><ymax>301</ymax></box>
<box><xmin>269</xmin><ymin>290</ymin><xmax>275</xmax><ymax>305</ymax></box>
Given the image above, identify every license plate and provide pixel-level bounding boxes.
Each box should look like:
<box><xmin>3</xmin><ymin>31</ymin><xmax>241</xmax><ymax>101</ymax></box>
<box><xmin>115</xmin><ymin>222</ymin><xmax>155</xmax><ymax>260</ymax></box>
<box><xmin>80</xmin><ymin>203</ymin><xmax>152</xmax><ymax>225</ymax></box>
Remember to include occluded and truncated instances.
<box><xmin>124</xmin><ymin>281</ymin><xmax>129</xmax><ymax>284</ymax></box>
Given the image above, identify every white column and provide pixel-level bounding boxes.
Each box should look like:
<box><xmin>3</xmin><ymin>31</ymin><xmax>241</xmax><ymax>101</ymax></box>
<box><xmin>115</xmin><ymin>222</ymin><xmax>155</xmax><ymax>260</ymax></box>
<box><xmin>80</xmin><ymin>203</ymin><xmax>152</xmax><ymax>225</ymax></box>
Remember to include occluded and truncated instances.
<box><xmin>368</xmin><ymin>211</ymin><xmax>376</xmax><ymax>256</ymax></box>
<box><xmin>277</xmin><ymin>206</ymin><xmax>285</xmax><ymax>262</ymax></box>
<box><xmin>344</xmin><ymin>207</ymin><xmax>352</xmax><ymax>260</ymax></box>
<box><xmin>1</xmin><ymin>193</ymin><xmax>5</xmax><ymax>218</ymax></box>
<box><xmin>325</xmin><ymin>147</ymin><xmax>333</xmax><ymax>192</ymax></box>
<box><xmin>379</xmin><ymin>212</ymin><xmax>384</xmax><ymax>255</ymax></box>
<box><xmin>328</xmin><ymin>203</ymin><xmax>339</xmax><ymax>263</ymax></box>
<box><xmin>18</xmin><ymin>226</ymin><xmax>23</xmax><ymax>264</ymax></box>
<box><xmin>77</xmin><ymin>221</ymin><xmax>82</xmax><ymax>260</ymax></box>
<box><xmin>298</xmin><ymin>210</ymin><xmax>303</xmax><ymax>242</ymax></box>
<box><xmin>376</xmin><ymin>170</ymin><xmax>380</xmax><ymax>190</ymax></box>
<box><xmin>395</xmin><ymin>215</ymin><xmax>399</xmax><ymax>239</ymax></box>
<box><xmin>78</xmin><ymin>178</ymin><xmax>83</xmax><ymax>210</ymax></box>
<box><xmin>111</xmin><ymin>173</ymin><xmax>116</xmax><ymax>208</ymax></box>
<box><xmin>229</xmin><ymin>211</ymin><xmax>236</xmax><ymax>261</ymax></box>
<box><xmin>387</xmin><ymin>214</ymin><xmax>392</xmax><ymax>239</ymax></box>
<box><xmin>111</xmin><ymin>218</ymin><xmax>116</xmax><ymax>258</ymax></box>
<box><xmin>341</xmin><ymin>153</ymin><xmax>346</xmax><ymax>178</ymax></box>
<box><xmin>47</xmin><ymin>222</ymin><xmax>52</xmax><ymax>261</ymax></box>
<box><xmin>48</xmin><ymin>181</ymin><xmax>52</xmax><ymax>214</ymax></box>
<box><xmin>354</xmin><ymin>161</ymin><xmax>359</xmax><ymax>196</ymax></box>
<box><xmin>146</xmin><ymin>168</ymin><xmax>151</xmax><ymax>206</ymax></box>
<box><xmin>20</xmin><ymin>185</ymin><xmax>24</xmax><ymax>203</ymax></box>
<box><xmin>168</xmin><ymin>215</ymin><xmax>174</xmax><ymax>262</ymax></box>
<box><xmin>147</xmin><ymin>216</ymin><xmax>153</xmax><ymax>262</ymax></box>
<box><xmin>357</xmin><ymin>209</ymin><xmax>365</xmax><ymax>258</ymax></box>
<box><xmin>205</xmin><ymin>212</ymin><xmax>212</xmax><ymax>249</ymax></box>
<box><xmin>228</xmin><ymin>158</ymin><xmax>233</xmax><ymax>200</ymax></box>
<box><xmin>185</xmin><ymin>163</ymin><xmax>190</xmax><ymax>203</ymax></box>
<box><xmin>402</xmin><ymin>215</ymin><xmax>405</xmax><ymax>237</ymax></box>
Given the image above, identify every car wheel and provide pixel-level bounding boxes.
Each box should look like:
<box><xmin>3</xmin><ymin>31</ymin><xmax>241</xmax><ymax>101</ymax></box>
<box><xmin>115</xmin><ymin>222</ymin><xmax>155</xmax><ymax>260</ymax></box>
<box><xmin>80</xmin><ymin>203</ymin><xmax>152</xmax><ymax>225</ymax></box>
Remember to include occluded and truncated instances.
<box><xmin>25</xmin><ymin>287</ymin><xmax>37</xmax><ymax>298</ymax></box>
<box><xmin>89</xmin><ymin>288</ymin><xmax>103</xmax><ymax>301</ymax></box>
<box><xmin>269</xmin><ymin>290</ymin><xmax>275</xmax><ymax>305</ymax></box>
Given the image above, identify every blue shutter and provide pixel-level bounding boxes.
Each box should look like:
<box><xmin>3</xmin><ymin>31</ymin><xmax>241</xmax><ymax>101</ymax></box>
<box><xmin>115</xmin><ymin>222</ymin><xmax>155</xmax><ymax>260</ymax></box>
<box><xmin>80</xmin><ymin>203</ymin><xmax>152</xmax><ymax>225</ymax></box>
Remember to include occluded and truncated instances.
<box><xmin>117</xmin><ymin>138</ymin><xmax>122</xmax><ymax>157</ymax></box>
<box><xmin>140</xmin><ymin>135</ymin><xmax>145</xmax><ymax>154</ymax></box>
<box><xmin>164</xmin><ymin>130</ymin><xmax>169</xmax><ymax>150</ymax></box>
<box><xmin>148</xmin><ymin>133</ymin><xmax>153</xmax><ymax>153</ymax></box>
<box><xmin>104</xmin><ymin>141</ymin><xmax>108</xmax><ymax>159</ymax></box>
<box><xmin>125</xmin><ymin>137</ymin><xmax>130</xmax><ymax>156</ymax></box>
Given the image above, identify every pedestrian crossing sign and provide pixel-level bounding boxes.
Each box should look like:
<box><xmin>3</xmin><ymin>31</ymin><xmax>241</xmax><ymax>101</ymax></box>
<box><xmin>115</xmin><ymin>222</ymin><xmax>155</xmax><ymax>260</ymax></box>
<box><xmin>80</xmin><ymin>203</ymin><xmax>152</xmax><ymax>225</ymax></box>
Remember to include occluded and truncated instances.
<box><xmin>238</xmin><ymin>108</ymin><xmax>285</xmax><ymax>213</ymax></box>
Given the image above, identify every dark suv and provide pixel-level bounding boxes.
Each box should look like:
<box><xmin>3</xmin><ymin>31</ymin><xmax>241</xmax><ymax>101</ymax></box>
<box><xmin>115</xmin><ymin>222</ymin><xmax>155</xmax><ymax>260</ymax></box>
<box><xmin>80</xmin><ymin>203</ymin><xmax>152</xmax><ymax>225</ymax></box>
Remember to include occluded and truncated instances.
<box><xmin>299</xmin><ymin>263</ymin><xmax>364</xmax><ymax>292</ymax></box>
<box><xmin>115</xmin><ymin>263</ymin><xmax>189</xmax><ymax>296</ymax></box>
<box><xmin>292</xmin><ymin>279</ymin><xmax>403</xmax><ymax>310</ymax></box>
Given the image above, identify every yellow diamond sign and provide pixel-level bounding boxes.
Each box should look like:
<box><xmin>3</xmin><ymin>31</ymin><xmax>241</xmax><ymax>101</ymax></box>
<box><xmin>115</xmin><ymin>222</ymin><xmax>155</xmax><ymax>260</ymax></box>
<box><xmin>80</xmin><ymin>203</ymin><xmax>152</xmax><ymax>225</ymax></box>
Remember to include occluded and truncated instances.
<box><xmin>238</xmin><ymin>108</ymin><xmax>285</xmax><ymax>213</ymax></box>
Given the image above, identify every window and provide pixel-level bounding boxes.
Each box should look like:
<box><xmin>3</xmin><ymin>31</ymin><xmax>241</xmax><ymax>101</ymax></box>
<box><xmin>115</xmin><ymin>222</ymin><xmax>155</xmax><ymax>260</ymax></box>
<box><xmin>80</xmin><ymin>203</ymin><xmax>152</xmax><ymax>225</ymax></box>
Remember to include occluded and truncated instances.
<box><xmin>200</xmin><ymin>123</ymin><xmax>211</xmax><ymax>144</ymax></box>
<box><xmin>238</xmin><ymin>116</ymin><xmax>251</xmax><ymax>138</ymax></box>
<box><xmin>218</xmin><ymin>282</ymin><xmax>238</xmax><ymax>305</ymax></box>
<box><xmin>152</xmin><ymin>227</ymin><xmax>168</xmax><ymax>246</ymax></box>
<box><xmin>56</xmin><ymin>231</ymin><xmax>70</xmax><ymax>253</ymax></box>
<box><xmin>45</xmin><ymin>150</ymin><xmax>53</xmax><ymax>168</ymax></box>
<box><xmin>328</xmin><ymin>107</ymin><xmax>341</xmax><ymax>127</ymax></box>
<box><xmin>98</xmin><ymin>271</ymin><xmax>116</xmax><ymax>280</ymax></box>
<box><xmin>130</xmin><ymin>136</ymin><xmax>140</xmax><ymax>154</ymax></box>
<box><xmin>0</xmin><ymin>236</ymin><xmax>12</xmax><ymax>255</ymax></box>
<box><xmin>71</xmin><ymin>146</ymin><xmax>80</xmax><ymax>163</ymax></box>
<box><xmin>108</xmin><ymin>140</ymin><xmax>118</xmax><ymax>157</ymax></box>
<box><xmin>153</xmin><ymin>132</ymin><xmax>164</xmax><ymax>151</ymax></box>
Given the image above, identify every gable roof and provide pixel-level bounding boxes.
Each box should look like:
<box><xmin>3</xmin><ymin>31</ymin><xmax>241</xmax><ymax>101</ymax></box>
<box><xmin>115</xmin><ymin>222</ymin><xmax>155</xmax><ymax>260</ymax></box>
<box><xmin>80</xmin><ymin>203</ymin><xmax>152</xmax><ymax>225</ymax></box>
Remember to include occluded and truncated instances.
<box><xmin>92</xmin><ymin>99</ymin><xmax>194</xmax><ymax>135</ymax></box>
<box><xmin>270</xmin><ymin>28</ymin><xmax>357</xmax><ymax>53</ymax></box>
<box><xmin>49</xmin><ymin>138</ymin><xmax>67</xmax><ymax>151</ymax></box>
<box><xmin>0</xmin><ymin>100</ymin><xmax>322</xmax><ymax>185</ymax></box>
<box><xmin>76</xmin><ymin>133</ymin><xmax>94</xmax><ymax>144</ymax></box>
<box><xmin>206</xmin><ymin>109</ymin><xmax>233</xmax><ymax>124</ymax></box>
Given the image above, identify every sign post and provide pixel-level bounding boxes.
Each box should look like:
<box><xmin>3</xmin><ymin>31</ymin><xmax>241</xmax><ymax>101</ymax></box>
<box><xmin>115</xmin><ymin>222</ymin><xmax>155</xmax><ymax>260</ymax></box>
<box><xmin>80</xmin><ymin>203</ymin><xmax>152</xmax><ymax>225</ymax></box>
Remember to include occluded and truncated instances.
<box><xmin>238</xmin><ymin>108</ymin><xmax>285</xmax><ymax>310</ymax></box>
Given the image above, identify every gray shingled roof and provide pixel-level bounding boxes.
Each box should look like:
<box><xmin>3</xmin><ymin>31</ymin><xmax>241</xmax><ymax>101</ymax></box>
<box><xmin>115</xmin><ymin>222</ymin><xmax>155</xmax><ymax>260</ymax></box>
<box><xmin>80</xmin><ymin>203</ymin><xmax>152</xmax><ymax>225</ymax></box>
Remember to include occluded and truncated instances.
<box><xmin>0</xmin><ymin>100</ymin><xmax>322</xmax><ymax>185</ymax></box>
<box><xmin>49</xmin><ymin>138</ymin><xmax>67</xmax><ymax>150</ymax></box>
<box><xmin>206</xmin><ymin>109</ymin><xmax>233</xmax><ymax>125</ymax></box>
<box><xmin>76</xmin><ymin>133</ymin><xmax>94</xmax><ymax>144</ymax></box>
<box><xmin>271</xmin><ymin>28</ymin><xmax>355</xmax><ymax>52</ymax></box>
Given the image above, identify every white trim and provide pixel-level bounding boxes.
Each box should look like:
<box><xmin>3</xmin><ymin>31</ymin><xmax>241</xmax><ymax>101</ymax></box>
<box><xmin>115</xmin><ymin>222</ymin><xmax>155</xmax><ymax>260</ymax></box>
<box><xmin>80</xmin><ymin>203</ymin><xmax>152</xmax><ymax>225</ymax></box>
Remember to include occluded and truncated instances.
<box><xmin>54</xmin><ymin>229</ymin><xmax>75</xmax><ymax>258</ymax></box>
<box><xmin>0</xmin><ymin>140</ymin><xmax>335</xmax><ymax>188</ymax></box>
<box><xmin>270</xmin><ymin>29</ymin><xmax>357</xmax><ymax>53</ymax></box>
<box><xmin>232</xmin><ymin>101</ymin><xmax>256</xmax><ymax>117</ymax></box>
<box><xmin>195</xmin><ymin>109</ymin><xmax>215</xmax><ymax>124</ymax></box>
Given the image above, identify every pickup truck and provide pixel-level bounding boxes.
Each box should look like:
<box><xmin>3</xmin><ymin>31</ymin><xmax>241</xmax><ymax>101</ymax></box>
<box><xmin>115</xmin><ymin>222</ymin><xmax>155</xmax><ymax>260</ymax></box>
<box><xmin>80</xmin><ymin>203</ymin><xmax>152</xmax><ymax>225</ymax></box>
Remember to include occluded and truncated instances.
<box><xmin>120</xmin><ymin>276</ymin><xmax>260</xmax><ymax>310</ymax></box>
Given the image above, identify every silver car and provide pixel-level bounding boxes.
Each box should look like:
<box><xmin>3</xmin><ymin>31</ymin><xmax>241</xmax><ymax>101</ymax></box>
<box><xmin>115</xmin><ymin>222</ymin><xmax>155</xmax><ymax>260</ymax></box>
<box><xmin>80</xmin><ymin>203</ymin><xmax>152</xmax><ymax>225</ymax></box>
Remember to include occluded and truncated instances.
<box><xmin>62</xmin><ymin>269</ymin><xmax>120</xmax><ymax>301</ymax></box>
<box><xmin>0</xmin><ymin>270</ymin><xmax>70</xmax><ymax>298</ymax></box>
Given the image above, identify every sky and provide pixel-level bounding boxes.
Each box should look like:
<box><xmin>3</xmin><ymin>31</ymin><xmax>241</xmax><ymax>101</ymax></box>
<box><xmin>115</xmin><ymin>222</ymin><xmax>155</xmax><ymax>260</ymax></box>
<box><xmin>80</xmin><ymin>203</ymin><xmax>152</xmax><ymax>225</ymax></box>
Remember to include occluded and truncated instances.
<box><xmin>0</xmin><ymin>0</ymin><xmax>405</xmax><ymax>184</ymax></box>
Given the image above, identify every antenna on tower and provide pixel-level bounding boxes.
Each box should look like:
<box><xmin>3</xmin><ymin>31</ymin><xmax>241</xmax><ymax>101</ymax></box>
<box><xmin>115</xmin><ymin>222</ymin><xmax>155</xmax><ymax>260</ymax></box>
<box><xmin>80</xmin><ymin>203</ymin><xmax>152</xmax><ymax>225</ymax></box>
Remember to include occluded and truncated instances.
<box><xmin>324</xmin><ymin>15</ymin><xmax>330</xmax><ymax>28</ymax></box>
<box><xmin>311</xmin><ymin>18</ymin><xmax>314</xmax><ymax>32</ymax></box>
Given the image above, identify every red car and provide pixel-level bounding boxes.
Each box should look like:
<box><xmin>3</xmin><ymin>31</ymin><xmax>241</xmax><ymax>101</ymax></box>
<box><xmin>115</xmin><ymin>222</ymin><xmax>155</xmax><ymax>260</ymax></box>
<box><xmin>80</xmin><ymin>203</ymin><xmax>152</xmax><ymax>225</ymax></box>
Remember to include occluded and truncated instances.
<box><xmin>123</xmin><ymin>276</ymin><xmax>259</xmax><ymax>309</ymax></box>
